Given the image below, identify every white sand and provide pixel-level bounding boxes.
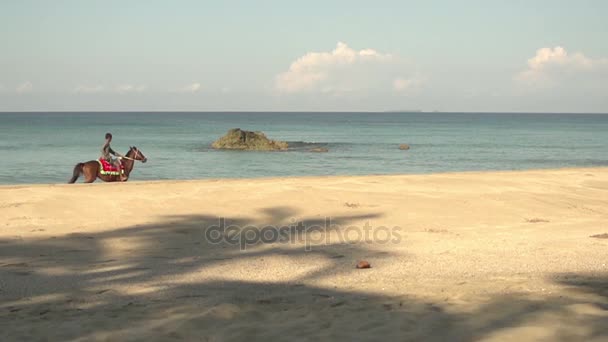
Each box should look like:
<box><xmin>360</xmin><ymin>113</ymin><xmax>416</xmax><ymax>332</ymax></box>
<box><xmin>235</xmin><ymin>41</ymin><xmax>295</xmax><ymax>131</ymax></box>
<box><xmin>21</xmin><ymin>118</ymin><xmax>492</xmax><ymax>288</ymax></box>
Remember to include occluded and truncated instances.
<box><xmin>1</xmin><ymin>168</ymin><xmax>607</xmax><ymax>341</ymax></box>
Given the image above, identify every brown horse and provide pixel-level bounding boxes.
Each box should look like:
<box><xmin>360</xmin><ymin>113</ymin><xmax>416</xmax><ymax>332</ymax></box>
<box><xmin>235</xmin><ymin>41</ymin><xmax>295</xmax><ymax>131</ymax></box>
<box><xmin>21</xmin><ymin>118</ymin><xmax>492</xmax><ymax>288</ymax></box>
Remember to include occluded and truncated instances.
<box><xmin>68</xmin><ymin>146</ymin><xmax>148</xmax><ymax>183</ymax></box>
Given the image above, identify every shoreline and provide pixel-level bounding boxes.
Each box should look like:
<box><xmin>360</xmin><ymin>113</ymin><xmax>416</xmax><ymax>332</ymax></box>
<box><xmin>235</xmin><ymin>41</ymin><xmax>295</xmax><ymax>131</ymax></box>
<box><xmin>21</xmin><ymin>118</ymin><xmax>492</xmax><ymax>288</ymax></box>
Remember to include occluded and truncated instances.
<box><xmin>1</xmin><ymin>165</ymin><xmax>606</xmax><ymax>188</ymax></box>
<box><xmin>3</xmin><ymin>111</ymin><xmax>608</xmax><ymax>114</ymax></box>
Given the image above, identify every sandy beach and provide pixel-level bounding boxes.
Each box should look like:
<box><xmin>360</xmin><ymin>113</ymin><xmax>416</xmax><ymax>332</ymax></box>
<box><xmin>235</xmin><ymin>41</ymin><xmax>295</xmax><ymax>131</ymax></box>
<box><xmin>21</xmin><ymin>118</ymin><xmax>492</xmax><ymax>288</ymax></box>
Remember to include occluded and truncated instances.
<box><xmin>1</xmin><ymin>168</ymin><xmax>607</xmax><ymax>341</ymax></box>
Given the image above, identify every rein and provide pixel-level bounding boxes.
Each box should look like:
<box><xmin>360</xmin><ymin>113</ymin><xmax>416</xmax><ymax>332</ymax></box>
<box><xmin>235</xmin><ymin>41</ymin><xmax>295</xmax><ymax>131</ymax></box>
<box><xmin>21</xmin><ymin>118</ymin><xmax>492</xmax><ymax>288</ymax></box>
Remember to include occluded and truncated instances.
<box><xmin>120</xmin><ymin>148</ymin><xmax>141</xmax><ymax>161</ymax></box>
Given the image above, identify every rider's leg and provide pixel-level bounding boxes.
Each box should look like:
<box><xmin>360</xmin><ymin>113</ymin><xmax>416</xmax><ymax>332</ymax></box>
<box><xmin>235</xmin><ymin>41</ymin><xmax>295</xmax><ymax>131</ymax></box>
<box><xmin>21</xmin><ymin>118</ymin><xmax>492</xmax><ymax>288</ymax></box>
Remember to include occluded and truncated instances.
<box><xmin>114</xmin><ymin>159</ymin><xmax>126</xmax><ymax>181</ymax></box>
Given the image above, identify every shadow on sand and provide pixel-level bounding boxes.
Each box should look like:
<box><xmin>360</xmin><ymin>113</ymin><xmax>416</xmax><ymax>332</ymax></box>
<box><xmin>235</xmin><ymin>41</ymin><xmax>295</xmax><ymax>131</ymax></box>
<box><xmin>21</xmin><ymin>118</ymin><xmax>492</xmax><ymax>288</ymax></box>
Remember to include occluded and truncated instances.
<box><xmin>1</xmin><ymin>207</ymin><xmax>607</xmax><ymax>341</ymax></box>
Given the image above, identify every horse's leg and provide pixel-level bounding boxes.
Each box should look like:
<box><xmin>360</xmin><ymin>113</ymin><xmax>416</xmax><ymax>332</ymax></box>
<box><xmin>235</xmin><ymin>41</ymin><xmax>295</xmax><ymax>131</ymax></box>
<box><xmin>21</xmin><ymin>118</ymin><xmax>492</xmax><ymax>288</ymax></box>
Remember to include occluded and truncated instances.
<box><xmin>83</xmin><ymin>163</ymin><xmax>97</xmax><ymax>183</ymax></box>
<box><xmin>68</xmin><ymin>163</ymin><xmax>84</xmax><ymax>183</ymax></box>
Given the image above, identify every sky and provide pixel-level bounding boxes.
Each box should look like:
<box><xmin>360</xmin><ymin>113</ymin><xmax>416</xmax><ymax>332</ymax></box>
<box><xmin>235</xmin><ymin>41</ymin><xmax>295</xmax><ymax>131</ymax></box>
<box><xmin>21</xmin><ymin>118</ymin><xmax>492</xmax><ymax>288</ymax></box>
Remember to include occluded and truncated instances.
<box><xmin>1</xmin><ymin>0</ymin><xmax>607</xmax><ymax>112</ymax></box>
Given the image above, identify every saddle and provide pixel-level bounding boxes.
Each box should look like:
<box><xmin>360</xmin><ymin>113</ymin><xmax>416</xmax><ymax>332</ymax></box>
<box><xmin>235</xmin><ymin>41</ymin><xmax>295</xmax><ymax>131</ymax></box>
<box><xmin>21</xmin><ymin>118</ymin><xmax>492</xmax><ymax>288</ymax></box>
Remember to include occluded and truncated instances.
<box><xmin>98</xmin><ymin>158</ymin><xmax>124</xmax><ymax>176</ymax></box>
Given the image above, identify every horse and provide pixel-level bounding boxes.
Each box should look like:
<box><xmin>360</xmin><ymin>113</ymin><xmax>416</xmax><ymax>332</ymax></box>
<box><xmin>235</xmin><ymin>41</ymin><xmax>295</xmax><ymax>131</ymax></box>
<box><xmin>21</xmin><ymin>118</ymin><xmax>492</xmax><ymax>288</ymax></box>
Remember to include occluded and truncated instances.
<box><xmin>68</xmin><ymin>146</ymin><xmax>148</xmax><ymax>183</ymax></box>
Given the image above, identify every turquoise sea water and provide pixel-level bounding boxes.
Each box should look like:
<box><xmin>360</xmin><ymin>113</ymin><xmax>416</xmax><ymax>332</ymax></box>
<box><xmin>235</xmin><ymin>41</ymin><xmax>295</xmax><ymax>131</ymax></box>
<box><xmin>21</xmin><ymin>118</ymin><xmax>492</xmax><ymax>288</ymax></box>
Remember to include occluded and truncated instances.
<box><xmin>0</xmin><ymin>112</ymin><xmax>607</xmax><ymax>184</ymax></box>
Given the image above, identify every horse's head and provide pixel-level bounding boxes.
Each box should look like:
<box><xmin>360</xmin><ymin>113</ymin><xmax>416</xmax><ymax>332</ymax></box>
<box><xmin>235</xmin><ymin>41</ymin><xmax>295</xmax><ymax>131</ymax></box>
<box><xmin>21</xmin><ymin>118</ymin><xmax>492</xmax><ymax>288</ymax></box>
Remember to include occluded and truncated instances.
<box><xmin>129</xmin><ymin>146</ymin><xmax>148</xmax><ymax>163</ymax></box>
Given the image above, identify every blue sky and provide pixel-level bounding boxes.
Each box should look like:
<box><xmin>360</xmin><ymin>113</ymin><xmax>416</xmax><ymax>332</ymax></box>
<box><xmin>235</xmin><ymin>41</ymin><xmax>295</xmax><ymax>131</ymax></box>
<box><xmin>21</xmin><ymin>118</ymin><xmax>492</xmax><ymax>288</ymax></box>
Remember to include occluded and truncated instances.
<box><xmin>1</xmin><ymin>0</ymin><xmax>607</xmax><ymax>112</ymax></box>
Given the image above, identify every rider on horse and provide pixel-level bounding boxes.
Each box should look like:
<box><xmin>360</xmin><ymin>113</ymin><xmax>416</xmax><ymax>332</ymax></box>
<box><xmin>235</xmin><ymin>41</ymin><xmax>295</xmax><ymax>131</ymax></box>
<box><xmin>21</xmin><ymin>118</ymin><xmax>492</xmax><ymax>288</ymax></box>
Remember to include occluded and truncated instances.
<box><xmin>101</xmin><ymin>133</ymin><xmax>127</xmax><ymax>181</ymax></box>
<box><xmin>68</xmin><ymin>135</ymin><xmax>146</xmax><ymax>184</ymax></box>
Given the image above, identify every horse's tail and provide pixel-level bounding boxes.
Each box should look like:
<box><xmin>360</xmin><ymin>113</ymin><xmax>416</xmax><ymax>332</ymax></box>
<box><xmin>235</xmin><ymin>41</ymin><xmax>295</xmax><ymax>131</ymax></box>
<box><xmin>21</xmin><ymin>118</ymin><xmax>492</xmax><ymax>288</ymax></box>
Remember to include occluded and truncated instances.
<box><xmin>68</xmin><ymin>163</ymin><xmax>84</xmax><ymax>184</ymax></box>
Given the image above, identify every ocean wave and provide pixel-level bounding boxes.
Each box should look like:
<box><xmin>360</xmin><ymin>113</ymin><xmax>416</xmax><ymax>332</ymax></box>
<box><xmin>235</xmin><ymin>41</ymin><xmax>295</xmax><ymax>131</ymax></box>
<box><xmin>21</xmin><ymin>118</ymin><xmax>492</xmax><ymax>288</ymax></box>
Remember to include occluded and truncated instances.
<box><xmin>285</xmin><ymin>141</ymin><xmax>331</xmax><ymax>151</ymax></box>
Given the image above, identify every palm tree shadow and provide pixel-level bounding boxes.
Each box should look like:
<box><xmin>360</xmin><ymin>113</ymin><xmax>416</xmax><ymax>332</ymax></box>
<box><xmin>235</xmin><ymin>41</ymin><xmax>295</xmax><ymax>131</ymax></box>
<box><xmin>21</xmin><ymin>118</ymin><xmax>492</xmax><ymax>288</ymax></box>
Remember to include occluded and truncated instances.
<box><xmin>1</xmin><ymin>207</ymin><xmax>607</xmax><ymax>341</ymax></box>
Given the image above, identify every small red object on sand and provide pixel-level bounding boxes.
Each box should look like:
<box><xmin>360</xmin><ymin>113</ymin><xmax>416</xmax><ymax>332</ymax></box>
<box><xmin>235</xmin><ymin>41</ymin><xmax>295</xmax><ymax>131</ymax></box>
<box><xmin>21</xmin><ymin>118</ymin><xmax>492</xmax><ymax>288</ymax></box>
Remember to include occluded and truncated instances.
<box><xmin>356</xmin><ymin>260</ymin><xmax>371</xmax><ymax>269</ymax></box>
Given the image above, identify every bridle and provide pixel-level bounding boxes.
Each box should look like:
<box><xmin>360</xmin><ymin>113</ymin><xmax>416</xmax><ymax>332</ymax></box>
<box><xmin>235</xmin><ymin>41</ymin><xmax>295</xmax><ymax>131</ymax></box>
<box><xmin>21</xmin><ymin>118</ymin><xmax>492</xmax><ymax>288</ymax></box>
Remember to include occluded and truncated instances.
<box><xmin>120</xmin><ymin>147</ymin><xmax>142</xmax><ymax>162</ymax></box>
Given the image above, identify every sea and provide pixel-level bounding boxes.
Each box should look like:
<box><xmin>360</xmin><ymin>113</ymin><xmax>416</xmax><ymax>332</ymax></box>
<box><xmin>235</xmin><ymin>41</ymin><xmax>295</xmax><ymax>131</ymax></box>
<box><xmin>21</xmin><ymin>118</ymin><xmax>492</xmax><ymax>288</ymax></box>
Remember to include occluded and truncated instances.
<box><xmin>0</xmin><ymin>112</ymin><xmax>607</xmax><ymax>185</ymax></box>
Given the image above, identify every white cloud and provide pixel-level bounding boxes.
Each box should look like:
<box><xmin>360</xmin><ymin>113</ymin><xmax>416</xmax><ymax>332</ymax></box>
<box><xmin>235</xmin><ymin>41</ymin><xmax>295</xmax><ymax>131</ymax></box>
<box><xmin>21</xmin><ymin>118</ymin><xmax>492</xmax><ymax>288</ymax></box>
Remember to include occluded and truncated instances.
<box><xmin>171</xmin><ymin>82</ymin><xmax>202</xmax><ymax>93</ymax></box>
<box><xmin>115</xmin><ymin>84</ymin><xmax>147</xmax><ymax>94</ymax></box>
<box><xmin>276</xmin><ymin>42</ymin><xmax>408</xmax><ymax>94</ymax></box>
<box><xmin>72</xmin><ymin>84</ymin><xmax>151</xmax><ymax>94</ymax></box>
<box><xmin>16</xmin><ymin>81</ymin><xmax>33</xmax><ymax>93</ymax></box>
<box><xmin>392</xmin><ymin>77</ymin><xmax>425</xmax><ymax>92</ymax></box>
<box><xmin>73</xmin><ymin>85</ymin><xmax>106</xmax><ymax>94</ymax></box>
<box><xmin>516</xmin><ymin>46</ymin><xmax>608</xmax><ymax>86</ymax></box>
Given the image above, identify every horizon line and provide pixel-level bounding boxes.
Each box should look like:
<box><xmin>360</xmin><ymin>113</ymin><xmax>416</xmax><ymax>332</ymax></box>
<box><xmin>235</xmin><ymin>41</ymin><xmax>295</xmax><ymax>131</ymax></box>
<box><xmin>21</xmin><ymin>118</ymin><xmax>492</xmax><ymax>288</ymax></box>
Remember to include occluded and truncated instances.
<box><xmin>1</xmin><ymin>110</ymin><xmax>608</xmax><ymax>115</ymax></box>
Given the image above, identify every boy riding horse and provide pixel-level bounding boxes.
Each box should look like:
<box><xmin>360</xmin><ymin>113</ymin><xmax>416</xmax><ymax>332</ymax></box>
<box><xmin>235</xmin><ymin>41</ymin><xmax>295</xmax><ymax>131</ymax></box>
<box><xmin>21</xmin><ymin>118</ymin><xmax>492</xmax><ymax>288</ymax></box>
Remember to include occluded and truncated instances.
<box><xmin>101</xmin><ymin>133</ymin><xmax>127</xmax><ymax>181</ymax></box>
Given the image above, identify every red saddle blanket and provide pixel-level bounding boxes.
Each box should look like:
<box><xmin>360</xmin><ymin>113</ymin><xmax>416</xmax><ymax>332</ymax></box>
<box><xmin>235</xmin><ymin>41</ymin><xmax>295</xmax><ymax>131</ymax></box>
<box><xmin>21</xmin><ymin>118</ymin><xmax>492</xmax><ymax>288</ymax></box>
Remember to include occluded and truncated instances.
<box><xmin>99</xmin><ymin>158</ymin><xmax>124</xmax><ymax>172</ymax></box>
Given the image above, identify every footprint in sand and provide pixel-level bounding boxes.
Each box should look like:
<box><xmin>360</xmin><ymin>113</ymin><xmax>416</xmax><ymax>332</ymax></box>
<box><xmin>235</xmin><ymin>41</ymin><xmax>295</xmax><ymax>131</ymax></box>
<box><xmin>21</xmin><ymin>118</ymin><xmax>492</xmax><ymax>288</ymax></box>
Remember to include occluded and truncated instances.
<box><xmin>0</xmin><ymin>202</ymin><xmax>25</xmax><ymax>209</ymax></box>
<box><xmin>525</xmin><ymin>218</ymin><xmax>550</xmax><ymax>223</ymax></box>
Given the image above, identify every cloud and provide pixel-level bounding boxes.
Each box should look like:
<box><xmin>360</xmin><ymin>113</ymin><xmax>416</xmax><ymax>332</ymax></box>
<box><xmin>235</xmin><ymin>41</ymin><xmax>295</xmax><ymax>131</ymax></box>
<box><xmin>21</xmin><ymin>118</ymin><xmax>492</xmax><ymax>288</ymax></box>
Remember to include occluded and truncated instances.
<box><xmin>276</xmin><ymin>42</ymin><xmax>413</xmax><ymax>94</ymax></box>
<box><xmin>73</xmin><ymin>85</ymin><xmax>106</xmax><ymax>94</ymax></box>
<box><xmin>516</xmin><ymin>46</ymin><xmax>608</xmax><ymax>86</ymax></box>
<box><xmin>170</xmin><ymin>83</ymin><xmax>202</xmax><ymax>93</ymax></box>
<box><xmin>16</xmin><ymin>81</ymin><xmax>33</xmax><ymax>93</ymax></box>
<box><xmin>392</xmin><ymin>77</ymin><xmax>425</xmax><ymax>92</ymax></box>
<box><xmin>71</xmin><ymin>84</ymin><xmax>151</xmax><ymax>94</ymax></box>
<box><xmin>115</xmin><ymin>84</ymin><xmax>147</xmax><ymax>94</ymax></box>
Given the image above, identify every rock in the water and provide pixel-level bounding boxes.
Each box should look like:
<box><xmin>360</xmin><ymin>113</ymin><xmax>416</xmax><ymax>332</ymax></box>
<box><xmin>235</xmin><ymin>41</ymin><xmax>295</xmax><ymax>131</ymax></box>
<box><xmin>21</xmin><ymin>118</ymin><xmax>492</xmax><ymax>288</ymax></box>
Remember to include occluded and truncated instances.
<box><xmin>399</xmin><ymin>144</ymin><xmax>410</xmax><ymax>150</ymax></box>
<box><xmin>212</xmin><ymin>128</ymin><xmax>288</xmax><ymax>151</ymax></box>
<box><xmin>310</xmin><ymin>147</ymin><xmax>329</xmax><ymax>153</ymax></box>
